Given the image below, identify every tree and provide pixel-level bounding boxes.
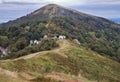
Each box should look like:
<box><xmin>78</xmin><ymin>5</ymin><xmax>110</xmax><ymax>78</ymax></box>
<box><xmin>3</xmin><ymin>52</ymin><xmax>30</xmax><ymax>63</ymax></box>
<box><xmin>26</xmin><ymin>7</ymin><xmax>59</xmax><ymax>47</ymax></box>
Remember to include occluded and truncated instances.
<box><xmin>16</xmin><ymin>37</ymin><xmax>28</xmax><ymax>50</ymax></box>
<box><xmin>0</xmin><ymin>36</ymin><xmax>9</xmax><ymax>48</ymax></box>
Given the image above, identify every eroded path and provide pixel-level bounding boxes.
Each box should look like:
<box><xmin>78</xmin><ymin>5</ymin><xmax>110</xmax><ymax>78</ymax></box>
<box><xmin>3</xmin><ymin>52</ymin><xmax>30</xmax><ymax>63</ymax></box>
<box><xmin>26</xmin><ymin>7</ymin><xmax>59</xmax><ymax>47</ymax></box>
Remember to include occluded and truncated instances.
<box><xmin>14</xmin><ymin>39</ymin><xmax>70</xmax><ymax>60</ymax></box>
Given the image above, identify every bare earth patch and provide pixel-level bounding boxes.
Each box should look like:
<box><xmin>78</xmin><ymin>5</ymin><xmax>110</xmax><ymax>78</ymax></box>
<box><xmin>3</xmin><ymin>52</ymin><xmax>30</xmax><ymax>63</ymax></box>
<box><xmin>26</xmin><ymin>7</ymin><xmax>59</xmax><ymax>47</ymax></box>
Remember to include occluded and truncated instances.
<box><xmin>45</xmin><ymin>73</ymin><xmax>83</xmax><ymax>82</ymax></box>
<box><xmin>0</xmin><ymin>68</ymin><xmax>18</xmax><ymax>78</ymax></box>
<box><xmin>20</xmin><ymin>72</ymin><xmax>34</xmax><ymax>80</ymax></box>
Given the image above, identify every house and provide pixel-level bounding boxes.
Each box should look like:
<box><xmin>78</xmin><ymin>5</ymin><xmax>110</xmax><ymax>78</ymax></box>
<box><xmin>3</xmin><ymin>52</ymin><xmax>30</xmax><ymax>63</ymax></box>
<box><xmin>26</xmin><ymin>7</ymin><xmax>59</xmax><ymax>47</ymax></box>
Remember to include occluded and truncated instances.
<box><xmin>30</xmin><ymin>40</ymin><xmax>39</xmax><ymax>46</ymax></box>
<box><xmin>59</xmin><ymin>35</ymin><xmax>66</xmax><ymax>39</ymax></box>
<box><xmin>30</xmin><ymin>40</ymin><xmax>34</xmax><ymax>46</ymax></box>
<box><xmin>43</xmin><ymin>35</ymin><xmax>48</xmax><ymax>39</ymax></box>
<box><xmin>63</xmin><ymin>36</ymin><xmax>66</xmax><ymax>39</ymax></box>
<box><xmin>74</xmin><ymin>39</ymin><xmax>81</xmax><ymax>45</ymax></box>
<box><xmin>34</xmin><ymin>40</ymin><xmax>39</xmax><ymax>45</ymax></box>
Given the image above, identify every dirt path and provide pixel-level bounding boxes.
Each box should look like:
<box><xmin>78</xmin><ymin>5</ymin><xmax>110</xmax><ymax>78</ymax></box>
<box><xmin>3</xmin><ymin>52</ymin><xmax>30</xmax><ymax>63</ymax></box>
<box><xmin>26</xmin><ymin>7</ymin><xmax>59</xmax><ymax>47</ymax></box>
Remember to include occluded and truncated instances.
<box><xmin>12</xmin><ymin>40</ymin><xmax>70</xmax><ymax>60</ymax></box>
<box><xmin>0</xmin><ymin>40</ymin><xmax>72</xmax><ymax>81</ymax></box>
<box><xmin>0</xmin><ymin>40</ymin><xmax>70</xmax><ymax>62</ymax></box>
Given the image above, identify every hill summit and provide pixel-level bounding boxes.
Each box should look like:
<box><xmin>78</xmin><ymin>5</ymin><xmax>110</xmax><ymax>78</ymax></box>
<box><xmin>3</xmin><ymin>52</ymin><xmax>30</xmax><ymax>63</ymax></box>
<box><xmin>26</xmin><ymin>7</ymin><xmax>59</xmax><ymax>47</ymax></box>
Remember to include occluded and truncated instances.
<box><xmin>29</xmin><ymin>4</ymin><xmax>113</xmax><ymax>23</ymax></box>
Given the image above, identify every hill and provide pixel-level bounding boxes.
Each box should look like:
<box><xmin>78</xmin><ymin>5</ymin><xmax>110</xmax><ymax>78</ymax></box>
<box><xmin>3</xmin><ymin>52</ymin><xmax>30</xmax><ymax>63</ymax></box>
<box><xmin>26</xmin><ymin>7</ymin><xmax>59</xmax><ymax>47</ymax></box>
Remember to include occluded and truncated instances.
<box><xmin>0</xmin><ymin>40</ymin><xmax>120</xmax><ymax>82</ymax></box>
<box><xmin>0</xmin><ymin>4</ymin><xmax>120</xmax><ymax>62</ymax></box>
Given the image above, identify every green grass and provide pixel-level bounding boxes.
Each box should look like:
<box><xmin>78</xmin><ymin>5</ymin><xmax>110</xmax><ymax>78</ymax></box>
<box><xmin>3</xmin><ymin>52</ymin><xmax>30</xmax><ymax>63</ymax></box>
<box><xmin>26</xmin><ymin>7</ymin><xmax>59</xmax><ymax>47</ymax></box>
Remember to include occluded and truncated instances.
<box><xmin>0</xmin><ymin>72</ymin><xmax>24</xmax><ymax>82</ymax></box>
<box><xmin>0</xmin><ymin>40</ymin><xmax>120</xmax><ymax>82</ymax></box>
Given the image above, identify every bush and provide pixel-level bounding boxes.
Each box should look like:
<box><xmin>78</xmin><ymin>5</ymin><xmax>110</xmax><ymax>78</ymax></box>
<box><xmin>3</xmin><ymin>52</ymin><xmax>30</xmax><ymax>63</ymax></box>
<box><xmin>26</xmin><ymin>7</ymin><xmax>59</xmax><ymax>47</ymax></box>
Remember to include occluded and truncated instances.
<box><xmin>6</xmin><ymin>39</ymin><xmax>59</xmax><ymax>59</ymax></box>
<box><xmin>0</xmin><ymin>36</ymin><xmax>9</xmax><ymax>48</ymax></box>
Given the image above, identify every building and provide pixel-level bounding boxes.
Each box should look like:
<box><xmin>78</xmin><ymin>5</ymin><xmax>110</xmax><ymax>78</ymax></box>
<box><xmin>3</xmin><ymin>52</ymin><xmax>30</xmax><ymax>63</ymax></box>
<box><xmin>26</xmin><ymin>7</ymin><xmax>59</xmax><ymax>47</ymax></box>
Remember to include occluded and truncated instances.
<box><xmin>43</xmin><ymin>35</ymin><xmax>48</xmax><ymax>39</ymax></box>
<box><xmin>59</xmin><ymin>35</ymin><xmax>66</xmax><ymax>39</ymax></box>
<box><xmin>34</xmin><ymin>40</ymin><xmax>39</xmax><ymax>45</ymax></box>
<box><xmin>30</xmin><ymin>40</ymin><xmax>39</xmax><ymax>46</ymax></box>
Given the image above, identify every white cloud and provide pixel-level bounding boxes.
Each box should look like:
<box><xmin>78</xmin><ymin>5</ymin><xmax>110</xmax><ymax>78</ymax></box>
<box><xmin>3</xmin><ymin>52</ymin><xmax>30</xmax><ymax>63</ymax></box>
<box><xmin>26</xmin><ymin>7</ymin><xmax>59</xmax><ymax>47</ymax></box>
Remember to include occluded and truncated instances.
<box><xmin>49</xmin><ymin>0</ymin><xmax>84</xmax><ymax>6</ymax></box>
<box><xmin>84</xmin><ymin>0</ymin><xmax>120</xmax><ymax>5</ymax></box>
<box><xmin>0</xmin><ymin>0</ymin><xmax>85</xmax><ymax>6</ymax></box>
<box><xmin>0</xmin><ymin>0</ymin><xmax>120</xmax><ymax>6</ymax></box>
<box><xmin>0</xmin><ymin>0</ymin><xmax>2</xmax><ymax>3</ymax></box>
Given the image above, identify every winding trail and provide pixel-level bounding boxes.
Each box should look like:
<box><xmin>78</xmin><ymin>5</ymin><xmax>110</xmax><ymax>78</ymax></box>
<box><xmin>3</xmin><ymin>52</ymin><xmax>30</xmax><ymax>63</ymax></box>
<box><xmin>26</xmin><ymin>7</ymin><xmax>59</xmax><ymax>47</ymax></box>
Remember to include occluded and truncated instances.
<box><xmin>0</xmin><ymin>40</ymin><xmax>70</xmax><ymax>82</ymax></box>
<box><xmin>0</xmin><ymin>40</ymin><xmax>69</xmax><ymax>62</ymax></box>
<box><xmin>14</xmin><ymin>39</ymin><xmax>70</xmax><ymax>60</ymax></box>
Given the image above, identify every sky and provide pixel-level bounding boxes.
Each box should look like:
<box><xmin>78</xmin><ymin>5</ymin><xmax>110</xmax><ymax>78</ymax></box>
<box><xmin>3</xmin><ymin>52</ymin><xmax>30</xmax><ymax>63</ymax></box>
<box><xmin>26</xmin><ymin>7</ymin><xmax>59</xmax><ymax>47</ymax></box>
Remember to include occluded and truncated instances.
<box><xmin>0</xmin><ymin>0</ymin><xmax>120</xmax><ymax>23</ymax></box>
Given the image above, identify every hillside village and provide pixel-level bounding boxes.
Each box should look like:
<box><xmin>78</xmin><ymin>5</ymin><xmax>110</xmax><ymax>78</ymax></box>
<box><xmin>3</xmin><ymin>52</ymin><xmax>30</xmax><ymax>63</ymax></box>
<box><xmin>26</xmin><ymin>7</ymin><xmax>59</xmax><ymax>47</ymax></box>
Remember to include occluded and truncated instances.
<box><xmin>29</xmin><ymin>35</ymin><xmax>66</xmax><ymax>46</ymax></box>
<box><xmin>0</xmin><ymin>34</ymin><xmax>81</xmax><ymax>58</ymax></box>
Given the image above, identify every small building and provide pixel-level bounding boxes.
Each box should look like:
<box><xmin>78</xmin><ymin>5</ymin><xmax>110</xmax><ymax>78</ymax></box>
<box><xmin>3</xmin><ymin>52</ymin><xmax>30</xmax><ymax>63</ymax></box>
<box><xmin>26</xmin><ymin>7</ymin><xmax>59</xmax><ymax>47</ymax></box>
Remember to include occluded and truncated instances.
<box><xmin>43</xmin><ymin>35</ymin><xmax>48</xmax><ymax>39</ymax></box>
<box><xmin>30</xmin><ymin>40</ymin><xmax>39</xmax><ymax>46</ymax></box>
<box><xmin>59</xmin><ymin>35</ymin><xmax>66</xmax><ymax>39</ymax></box>
<box><xmin>34</xmin><ymin>40</ymin><xmax>39</xmax><ymax>45</ymax></box>
<box><xmin>74</xmin><ymin>39</ymin><xmax>81</xmax><ymax>45</ymax></box>
<box><xmin>52</xmin><ymin>36</ymin><xmax>57</xmax><ymax>39</ymax></box>
<box><xmin>30</xmin><ymin>40</ymin><xmax>34</xmax><ymax>46</ymax></box>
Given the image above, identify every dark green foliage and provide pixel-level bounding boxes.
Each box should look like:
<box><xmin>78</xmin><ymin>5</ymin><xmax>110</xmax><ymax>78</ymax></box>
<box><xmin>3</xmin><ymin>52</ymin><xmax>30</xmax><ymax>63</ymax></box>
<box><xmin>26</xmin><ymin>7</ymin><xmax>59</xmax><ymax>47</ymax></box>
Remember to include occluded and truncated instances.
<box><xmin>0</xmin><ymin>36</ymin><xmax>9</xmax><ymax>48</ymax></box>
<box><xmin>5</xmin><ymin>39</ymin><xmax>59</xmax><ymax>59</ymax></box>
<box><xmin>95</xmin><ymin>33</ymin><xmax>102</xmax><ymax>38</ymax></box>
<box><xmin>16</xmin><ymin>37</ymin><xmax>28</xmax><ymax>50</ymax></box>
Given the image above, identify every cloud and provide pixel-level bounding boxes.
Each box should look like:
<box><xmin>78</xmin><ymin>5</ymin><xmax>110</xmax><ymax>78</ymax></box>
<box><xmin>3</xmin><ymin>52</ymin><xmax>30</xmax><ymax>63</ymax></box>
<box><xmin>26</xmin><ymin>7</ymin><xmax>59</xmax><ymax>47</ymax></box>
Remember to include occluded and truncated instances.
<box><xmin>72</xmin><ymin>4</ymin><xmax>120</xmax><ymax>18</ymax></box>
<box><xmin>0</xmin><ymin>0</ymin><xmax>120</xmax><ymax>6</ymax></box>
<box><xmin>83</xmin><ymin>0</ymin><xmax>120</xmax><ymax>5</ymax></box>
<box><xmin>0</xmin><ymin>0</ymin><xmax>84</xmax><ymax>6</ymax></box>
<box><xmin>0</xmin><ymin>0</ymin><xmax>2</xmax><ymax>3</ymax></box>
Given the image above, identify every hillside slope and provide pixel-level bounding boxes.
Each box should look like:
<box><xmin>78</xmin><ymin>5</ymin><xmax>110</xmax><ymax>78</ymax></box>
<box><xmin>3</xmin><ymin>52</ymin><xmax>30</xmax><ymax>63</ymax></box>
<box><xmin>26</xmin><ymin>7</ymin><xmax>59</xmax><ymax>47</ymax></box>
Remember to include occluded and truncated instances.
<box><xmin>0</xmin><ymin>40</ymin><xmax>120</xmax><ymax>82</ymax></box>
<box><xmin>0</xmin><ymin>4</ymin><xmax>120</xmax><ymax>62</ymax></box>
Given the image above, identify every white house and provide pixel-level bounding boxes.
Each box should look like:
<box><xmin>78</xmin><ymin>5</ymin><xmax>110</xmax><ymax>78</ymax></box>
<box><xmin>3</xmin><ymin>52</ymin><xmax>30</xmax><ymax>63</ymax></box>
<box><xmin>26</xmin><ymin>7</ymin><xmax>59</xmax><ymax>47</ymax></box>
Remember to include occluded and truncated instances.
<box><xmin>30</xmin><ymin>40</ymin><xmax>39</xmax><ymax>46</ymax></box>
<box><xmin>43</xmin><ymin>35</ymin><xmax>48</xmax><ymax>39</ymax></box>
<box><xmin>30</xmin><ymin>40</ymin><xmax>33</xmax><ymax>46</ymax></box>
<box><xmin>63</xmin><ymin>36</ymin><xmax>66</xmax><ymax>39</ymax></box>
<box><xmin>59</xmin><ymin>35</ymin><xmax>66</xmax><ymax>39</ymax></box>
<box><xmin>34</xmin><ymin>40</ymin><xmax>39</xmax><ymax>45</ymax></box>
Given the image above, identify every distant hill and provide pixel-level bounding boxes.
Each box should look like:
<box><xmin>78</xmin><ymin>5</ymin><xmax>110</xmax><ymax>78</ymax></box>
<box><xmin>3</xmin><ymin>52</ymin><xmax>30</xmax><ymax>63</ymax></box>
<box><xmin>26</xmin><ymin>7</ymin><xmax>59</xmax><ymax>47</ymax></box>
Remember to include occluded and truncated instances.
<box><xmin>0</xmin><ymin>4</ymin><xmax>120</xmax><ymax>62</ymax></box>
<box><xmin>110</xmin><ymin>18</ymin><xmax>120</xmax><ymax>24</ymax></box>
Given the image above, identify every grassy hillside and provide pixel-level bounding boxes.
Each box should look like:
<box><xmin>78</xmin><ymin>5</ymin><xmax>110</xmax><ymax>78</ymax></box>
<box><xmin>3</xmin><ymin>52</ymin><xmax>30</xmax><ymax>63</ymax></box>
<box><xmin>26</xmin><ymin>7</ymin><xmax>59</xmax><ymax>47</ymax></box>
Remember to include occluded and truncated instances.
<box><xmin>0</xmin><ymin>4</ymin><xmax>120</xmax><ymax>62</ymax></box>
<box><xmin>0</xmin><ymin>40</ymin><xmax>120</xmax><ymax>82</ymax></box>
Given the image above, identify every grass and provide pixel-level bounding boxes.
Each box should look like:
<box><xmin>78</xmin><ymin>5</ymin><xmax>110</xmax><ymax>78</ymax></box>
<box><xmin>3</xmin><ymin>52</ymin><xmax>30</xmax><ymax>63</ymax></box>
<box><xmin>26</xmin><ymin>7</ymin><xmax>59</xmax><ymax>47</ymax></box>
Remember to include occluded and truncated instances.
<box><xmin>0</xmin><ymin>40</ymin><xmax>120</xmax><ymax>82</ymax></box>
<box><xmin>0</xmin><ymin>72</ymin><xmax>24</xmax><ymax>82</ymax></box>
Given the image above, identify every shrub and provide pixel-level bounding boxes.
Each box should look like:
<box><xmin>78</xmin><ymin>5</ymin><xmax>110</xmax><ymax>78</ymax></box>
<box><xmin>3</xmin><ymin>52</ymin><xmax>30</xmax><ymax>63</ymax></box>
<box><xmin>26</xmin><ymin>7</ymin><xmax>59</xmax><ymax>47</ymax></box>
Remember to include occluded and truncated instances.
<box><xmin>6</xmin><ymin>39</ymin><xmax>59</xmax><ymax>59</ymax></box>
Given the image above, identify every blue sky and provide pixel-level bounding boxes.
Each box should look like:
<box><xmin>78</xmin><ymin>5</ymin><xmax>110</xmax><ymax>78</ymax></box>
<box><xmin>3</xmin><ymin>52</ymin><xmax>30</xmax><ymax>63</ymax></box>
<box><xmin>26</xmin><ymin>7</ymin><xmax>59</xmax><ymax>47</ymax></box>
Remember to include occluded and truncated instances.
<box><xmin>0</xmin><ymin>0</ymin><xmax>120</xmax><ymax>23</ymax></box>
